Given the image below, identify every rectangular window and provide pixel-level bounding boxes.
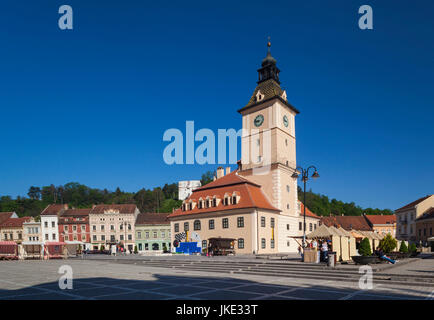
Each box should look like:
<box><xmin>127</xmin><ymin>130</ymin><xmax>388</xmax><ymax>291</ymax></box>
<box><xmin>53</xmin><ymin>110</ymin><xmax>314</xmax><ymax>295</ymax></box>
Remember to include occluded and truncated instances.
<box><xmin>44</xmin><ymin>221</ymin><xmax>48</xmax><ymax>228</ymax></box>
<box><xmin>64</xmin><ymin>226</ymin><xmax>68</xmax><ymax>231</ymax></box>
<box><xmin>161</xmin><ymin>231</ymin><xmax>165</xmax><ymax>238</ymax></box>
<box><xmin>299</xmin><ymin>222</ymin><xmax>302</xmax><ymax>231</ymax></box>
<box><xmin>271</xmin><ymin>218</ymin><xmax>275</xmax><ymax>228</ymax></box>
<box><xmin>222</xmin><ymin>218</ymin><xmax>229</xmax><ymax>229</ymax></box>
<box><xmin>52</xmin><ymin>233</ymin><xmax>56</xmax><ymax>240</ymax></box>
<box><xmin>309</xmin><ymin>223</ymin><xmax>313</xmax><ymax>232</ymax></box>
<box><xmin>101</xmin><ymin>225</ymin><xmax>104</xmax><ymax>231</ymax></box>
<box><xmin>209</xmin><ymin>219</ymin><xmax>215</xmax><ymax>230</ymax></box>
<box><xmin>145</xmin><ymin>232</ymin><xmax>149</xmax><ymax>238</ymax></box>
<box><xmin>286</xmin><ymin>224</ymin><xmax>290</xmax><ymax>230</ymax></box>
<box><xmin>101</xmin><ymin>235</ymin><xmax>105</xmax><ymax>241</ymax></box>
<box><xmin>202</xmin><ymin>240</ymin><xmax>207</xmax><ymax>249</ymax></box>
<box><xmin>237</xmin><ymin>217</ymin><xmax>244</xmax><ymax>228</ymax></box>
<box><xmin>184</xmin><ymin>222</ymin><xmax>189</xmax><ymax>231</ymax></box>
<box><xmin>120</xmin><ymin>235</ymin><xmax>124</xmax><ymax>241</ymax></box>
<box><xmin>261</xmin><ymin>238</ymin><xmax>266</xmax><ymax>249</ymax></box>
<box><xmin>45</xmin><ymin>234</ymin><xmax>49</xmax><ymax>240</ymax></box>
<box><xmin>52</xmin><ymin>221</ymin><xmax>55</xmax><ymax>228</ymax></box>
<box><xmin>137</xmin><ymin>232</ymin><xmax>141</xmax><ymax>239</ymax></box>
<box><xmin>73</xmin><ymin>225</ymin><xmax>77</xmax><ymax>231</ymax></box>
<box><xmin>93</xmin><ymin>225</ymin><xmax>96</xmax><ymax>231</ymax></box>
<box><xmin>81</xmin><ymin>225</ymin><xmax>85</xmax><ymax>231</ymax></box>
<box><xmin>238</xmin><ymin>238</ymin><xmax>244</xmax><ymax>249</ymax></box>
<box><xmin>271</xmin><ymin>239</ymin><xmax>275</xmax><ymax>249</ymax></box>
<box><xmin>174</xmin><ymin>223</ymin><xmax>179</xmax><ymax>233</ymax></box>
<box><xmin>128</xmin><ymin>234</ymin><xmax>132</xmax><ymax>240</ymax></box>
<box><xmin>110</xmin><ymin>225</ymin><xmax>114</xmax><ymax>230</ymax></box>
<box><xmin>153</xmin><ymin>232</ymin><xmax>157</xmax><ymax>238</ymax></box>
<box><xmin>261</xmin><ymin>217</ymin><xmax>266</xmax><ymax>227</ymax></box>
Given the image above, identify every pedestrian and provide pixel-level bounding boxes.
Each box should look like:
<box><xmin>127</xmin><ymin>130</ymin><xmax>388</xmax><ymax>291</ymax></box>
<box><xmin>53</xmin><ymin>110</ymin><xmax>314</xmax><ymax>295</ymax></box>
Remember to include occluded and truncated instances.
<box><xmin>374</xmin><ymin>246</ymin><xmax>397</xmax><ymax>264</ymax></box>
<box><xmin>321</xmin><ymin>241</ymin><xmax>328</xmax><ymax>262</ymax></box>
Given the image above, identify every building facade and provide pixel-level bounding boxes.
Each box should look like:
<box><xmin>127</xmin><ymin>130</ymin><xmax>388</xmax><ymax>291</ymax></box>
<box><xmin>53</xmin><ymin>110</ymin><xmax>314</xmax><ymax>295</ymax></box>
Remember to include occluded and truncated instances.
<box><xmin>40</xmin><ymin>204</ymin><xmax>68</xmax><ymax>243</ymax></box>
<box><xmin>168</xmin><ymin>171</ymin><xmax>281</xmax><ymax>255</ymax></box>
<box><xmin>89</xmin><ymin>204</ymin><xmax>139</xmax><ymax>252</ymax></box>
<box><xmin>415</xmin><ymin>208</ymin><xmax>434</xmax><ymax>245</ymax></box>
<box><xmin>395</xmin><ymin>195</ymin><xmax>434</xmax><ymax>242</ymax></box>
<box><xmin>364</xmin><ymin>214</ymin><xmax>396</xmax><ymax>237</ymax></box>
<box><xmin>23</xmin><ymin>220</ymin><xmax>42</xmax><ymax>243</ymax></box>
<box><xmin>167</xmin><ymin>44</ymin><xmax>325</xmax><ymax>254</ymax></box>
<box><xmin>135</xmin><ymin>213</ymin><xmax>171</xmax><ymax>253</ymax></box>
<box><xmin>0</xmin><ymin>217</ymin><xmax>33</xmax><ymax>244</ymax></box>
<box><xmin>58</xmin><ymin>208</ymin><xmax>91</xmax><ymax>250</ymax></box>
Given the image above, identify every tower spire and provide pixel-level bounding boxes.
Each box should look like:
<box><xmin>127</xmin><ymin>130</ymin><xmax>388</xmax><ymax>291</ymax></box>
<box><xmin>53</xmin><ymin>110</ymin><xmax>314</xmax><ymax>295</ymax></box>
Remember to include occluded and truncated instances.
<box><xmin>257</xmin><ymin>37</ymin><xmax>279</xmax><ymax>84</ymax></box>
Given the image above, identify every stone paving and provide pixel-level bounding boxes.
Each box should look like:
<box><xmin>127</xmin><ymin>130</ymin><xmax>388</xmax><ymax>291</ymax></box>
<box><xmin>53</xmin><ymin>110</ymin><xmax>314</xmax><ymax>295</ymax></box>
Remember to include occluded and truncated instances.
<box><xmin>0</xmin><ymin>258</ymin><xmax>433</xmax><ymax>300</ymax></box>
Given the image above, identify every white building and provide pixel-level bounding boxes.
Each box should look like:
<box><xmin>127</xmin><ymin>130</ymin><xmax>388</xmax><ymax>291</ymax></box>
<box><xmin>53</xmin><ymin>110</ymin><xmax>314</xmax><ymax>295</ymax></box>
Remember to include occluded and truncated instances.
<box><xmin>178</xmin><ymin>180</ymin><xmax>202</xmax><ymax>200</ymax></box>
<box><xmin>40</xmin><ymin>204</ymin><xmax>68</xmax><ymax>243</ymax></box>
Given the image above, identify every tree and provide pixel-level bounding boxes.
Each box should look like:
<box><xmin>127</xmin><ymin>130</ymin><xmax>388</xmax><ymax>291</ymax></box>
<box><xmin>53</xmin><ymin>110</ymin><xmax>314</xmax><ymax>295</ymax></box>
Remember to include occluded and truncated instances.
<box><xmin>200</xmin><ymin>171</ymin><xmax>214</xmax><ymax>186</ymax></box>
<box><xmin>358</xmin><ymin>238</ymin><xmax>372</xmax><ymax>256</ymax></box>
<box><xmin>134</xmin><ymin>245</ymin><xmax>138</xmax><ymax>254</ymax></box>
<box><xmin>408</xmin><ymin>243</ymin><xmax>417</xmax><ymax>254</ymax></box>
<box><xmin>379</xmin><ymin>234</ymin><xmax>397</xmax><ymax>254</ymax></box>
<box><xmin>27</xmin><ymin>186</ymin><xmax>41</xmax><ymax>200</ymax></box>
<box><xmin>399</xmin><ymin>241</ymin><xmax>408</xmax><ymax>253</ymax></box>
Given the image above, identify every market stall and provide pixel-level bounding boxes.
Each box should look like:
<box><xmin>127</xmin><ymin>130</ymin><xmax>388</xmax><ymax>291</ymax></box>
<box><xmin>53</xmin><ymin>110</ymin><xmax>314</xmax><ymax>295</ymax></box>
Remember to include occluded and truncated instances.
<box><xmin>43</xmin><ymin>241</ymin><xmax>67</xmax><ymax>259</ymax></box>
<box><xmin>22</xmin><ymin>242</ymin><xmax>43</xmax><ymax>259</ymax></box>
<box><xmin>0</xmin><ymin>241</ymin><xmax>18</xmax><ymax>260</ymax></box>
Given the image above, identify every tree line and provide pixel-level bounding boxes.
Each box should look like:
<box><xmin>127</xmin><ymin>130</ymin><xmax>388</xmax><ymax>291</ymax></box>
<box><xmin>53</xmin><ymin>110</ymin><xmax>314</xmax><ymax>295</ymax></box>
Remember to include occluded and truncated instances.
<box><xmin>0</xmin><ymin>172</ymin><xmax>393</xmax><ymax>219</ymax></box>
<box><xmin>0</xmin><ymin>182</ymin><xmax>182</xmax><ymax>218</ymax></box>
<box><xmin>298</xmin><ymin>186</ymin><xmax>393</xmax><ymax>216</ymax></box>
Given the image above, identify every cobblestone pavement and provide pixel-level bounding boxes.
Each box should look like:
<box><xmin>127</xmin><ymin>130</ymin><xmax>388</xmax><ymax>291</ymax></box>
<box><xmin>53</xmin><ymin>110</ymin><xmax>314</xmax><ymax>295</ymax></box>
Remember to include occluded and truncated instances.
<box><xmin>0</xmin><ymin>258</ymin><xmax>433</xmax><ymax>300</ymax></box>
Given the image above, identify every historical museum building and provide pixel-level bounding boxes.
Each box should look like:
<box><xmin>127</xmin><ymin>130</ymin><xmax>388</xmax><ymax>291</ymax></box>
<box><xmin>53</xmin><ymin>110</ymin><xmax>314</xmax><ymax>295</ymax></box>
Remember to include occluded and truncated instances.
<box><xmin>168</xmin><ymin>44</ymin><xmax>319</xmax><ymax>253</ymax></box>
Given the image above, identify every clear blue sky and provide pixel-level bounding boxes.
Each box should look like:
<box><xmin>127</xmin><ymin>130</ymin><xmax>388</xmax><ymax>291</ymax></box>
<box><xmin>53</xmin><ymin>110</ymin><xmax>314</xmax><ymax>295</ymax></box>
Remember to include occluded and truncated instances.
<box><xmin>0</xmin><ymin>1</ymin><xmax>433</xmax><ymax>210</ymax></box>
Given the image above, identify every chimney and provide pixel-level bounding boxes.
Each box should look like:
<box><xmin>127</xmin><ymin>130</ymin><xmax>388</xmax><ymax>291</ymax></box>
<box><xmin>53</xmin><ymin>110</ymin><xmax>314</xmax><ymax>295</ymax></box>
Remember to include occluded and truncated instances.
<box><xmin>213</xmin><ymin>175</ymin><xmax>216</xmax><ymax>181</ymax></box>
<box><xmin>225</xmin><ymin>167</ymin><xmax>231</xmax><ymax>175</ymax></box>
<box><xmin>216</xmin><ymin>167</ymin><xmax>224</xmax><ymax>179</ymax></box>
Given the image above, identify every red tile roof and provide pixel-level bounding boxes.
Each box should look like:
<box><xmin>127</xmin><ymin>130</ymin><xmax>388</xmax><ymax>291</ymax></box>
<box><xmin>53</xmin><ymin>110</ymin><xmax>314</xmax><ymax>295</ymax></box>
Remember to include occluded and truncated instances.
<box><xmin>90</xmin><ymin>204</ymin><xmax>138</xmax><ymax>214</ymax></box>
<box><xmin>364</xmin><ymin>214</ymin><xmax>396</xmax><ymax>225</ymax></box>
<box><xmin>61</xmin><ymin>208</ymin><xmax>91</xmax><ymax>217</ymax></box>
<box><xmin>395</xmin><ymin>195</ymin><xmax>433</xmax><ymax>213</ymax></box>
<box><xmin>41</xmin><ymin>204</ymin><xmax>68</xmax><ymax>216</ymax></box>
<box><xmin>168</xmin><ymin>171</ymin><xmax>279</xmax><ymax>219</ymax></box>
<box><xmin>320</xmin><ymin>216</ymin><xmax>372</xmax><ymax>231</ymax></box>
<box><xmin>299</xmin><ymin>202</ymin><xmax>320</xmax><ymax>219</ymax></box>
<box><xmin>136</xmin><ymin>213</ymin><xmax>170</xmax><ymax>225</ymax></box>
<box><xmin>0</xmin><ymin>212</ymin><xmax>16</xmax><ymax>224</ymax></box>
<box><xmin>0</xmin><ymin>217</ymin><xmax>32</xmax><ymax>228</ymax></box>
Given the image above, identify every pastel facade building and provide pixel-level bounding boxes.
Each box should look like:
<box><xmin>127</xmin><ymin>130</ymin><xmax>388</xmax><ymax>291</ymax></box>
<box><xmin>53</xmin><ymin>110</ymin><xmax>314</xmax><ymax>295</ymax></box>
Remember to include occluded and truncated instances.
<box><xmin>89</xmin><ymin>204</ymin><xmax>139</xmax><ymax>252</ymax></box>
<box><xmin>135</xmin><ymin>213</ymin><xmax>171</xmax><ymax>252</ymax></box>
<box><xmin>58</xmin><ymin>208</ymin><xmax>91</xmax><ymax>250</ymax></box>
<box><xmin>0</xmin><ymin>216</ymin><xmax>33</xmax><ymax>244</ymax></box>
<box><xmin>415</xmin><ymin>208</ymin><xmax>434</xmax><ymax>245</ymax></box>
<box><xmin>40</xmin><ymin>204</ymin><xmax>68</xmax><ymax>243</ymax></box>
<box><xmin>364</xmin><ymin>214</ymin><xmax>396</xmax><ymax>237</ymax></box>
<box><xmin>395</xmin><ymin>195</ymin><xmax>434</xmax><ymax>242</ymax></box>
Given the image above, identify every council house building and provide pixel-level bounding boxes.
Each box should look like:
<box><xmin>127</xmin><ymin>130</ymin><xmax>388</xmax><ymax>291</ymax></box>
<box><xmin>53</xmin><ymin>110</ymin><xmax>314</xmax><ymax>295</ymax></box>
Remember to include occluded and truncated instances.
<box><xmin>168</xmin><ymin>43</ymin><xmax>319</xmax><ymax>253</ymax></box>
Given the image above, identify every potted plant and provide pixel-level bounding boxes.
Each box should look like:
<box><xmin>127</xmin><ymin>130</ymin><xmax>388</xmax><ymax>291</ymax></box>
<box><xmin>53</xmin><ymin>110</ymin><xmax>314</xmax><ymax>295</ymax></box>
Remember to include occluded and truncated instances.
<box><xmin>352</xmin><ymin>238</ymin><xmax>379</xmax><ymax>264</ymax></box>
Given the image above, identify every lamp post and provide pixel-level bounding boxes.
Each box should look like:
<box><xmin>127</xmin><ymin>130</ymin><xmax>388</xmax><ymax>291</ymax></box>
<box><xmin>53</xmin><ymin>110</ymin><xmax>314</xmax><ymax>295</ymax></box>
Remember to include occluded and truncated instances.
<box><xmin>291</xmin><ymin>166</ymin><xmax>320</xmax><ymax>249</ymax></box>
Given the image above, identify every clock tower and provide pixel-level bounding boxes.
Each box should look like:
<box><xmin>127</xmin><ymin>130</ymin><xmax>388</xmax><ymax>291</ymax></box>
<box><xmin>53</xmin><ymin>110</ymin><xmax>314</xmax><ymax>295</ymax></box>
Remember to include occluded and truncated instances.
<box><xmin>238</xmin><ymin>42</ymin><xmax>300</xmax><ymax>252</ymax></box>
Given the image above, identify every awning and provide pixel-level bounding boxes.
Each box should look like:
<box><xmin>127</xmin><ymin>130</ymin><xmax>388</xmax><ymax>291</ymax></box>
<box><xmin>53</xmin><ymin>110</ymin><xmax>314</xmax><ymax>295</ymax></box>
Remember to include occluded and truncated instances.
<box><xmin>22</xmin><ymin>242</ymin><xmax>43</xmax><ymax>245</ymax></box>
<box><xmin>307</xmin><ymin>224</ymin><xmax>338</xmax><ymax>239</ymax></box>
<box><xmin>0</xmin><ymin>241</ymin><xmax>16</xmax><ymax>245</ymax></box>
<box><xmin>44</xmin><ymin>242</ymin><xmax>66</xmax><ymax>246</ymax></box>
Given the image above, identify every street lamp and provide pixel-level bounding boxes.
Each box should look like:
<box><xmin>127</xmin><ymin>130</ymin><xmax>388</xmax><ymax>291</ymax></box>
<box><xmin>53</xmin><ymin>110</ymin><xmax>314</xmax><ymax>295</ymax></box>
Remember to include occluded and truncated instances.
<box><xmin>292</xmin><ymin>165</ymin><xmax>320</xmax><ymax>249</ymax></box>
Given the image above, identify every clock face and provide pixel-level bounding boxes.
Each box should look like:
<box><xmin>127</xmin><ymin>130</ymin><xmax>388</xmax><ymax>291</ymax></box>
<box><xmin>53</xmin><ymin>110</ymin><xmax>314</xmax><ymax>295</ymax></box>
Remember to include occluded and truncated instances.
<box><xmin>283</xmin><ymin>115</ymin><xmax>289</xmax><ymax>127</ymax></box>
<box><xmin>254</xmin><ymin>114</ymin><xmax>264</xmax><ymax>127</ymax></box>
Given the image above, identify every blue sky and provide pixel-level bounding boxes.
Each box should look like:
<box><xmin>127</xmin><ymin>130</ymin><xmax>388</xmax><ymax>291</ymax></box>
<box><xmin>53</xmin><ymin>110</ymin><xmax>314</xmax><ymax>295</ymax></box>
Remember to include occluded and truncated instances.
<box><xmin>0</xmin><ymin>1</ymin><xmax>433</xmax><ymax>210</ymax></box>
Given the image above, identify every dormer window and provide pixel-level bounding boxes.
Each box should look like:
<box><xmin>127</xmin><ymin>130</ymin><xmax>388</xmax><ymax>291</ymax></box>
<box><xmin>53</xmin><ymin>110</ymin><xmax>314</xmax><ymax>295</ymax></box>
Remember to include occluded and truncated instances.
<box><xmin>232</xmin><ymin>196</ymin><xmax>237</xmax><ymax>205</ymax></box>
<box><xmin>255</xmin><ymin>90</ymin><xmax>264</xmax><ymax>102</ymax></box>
<box><xmin>212</xmin><ymin>197</ymin><xmax>217</xmax><ymax>207</ymax></box>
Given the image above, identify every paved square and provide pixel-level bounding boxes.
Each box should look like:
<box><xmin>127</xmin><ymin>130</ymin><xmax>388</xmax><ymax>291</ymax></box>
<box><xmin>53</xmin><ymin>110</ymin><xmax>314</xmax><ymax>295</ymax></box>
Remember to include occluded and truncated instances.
<box><xmin>0</xmin><ymin>258</ymin><xmax>433</xmax><ymax>300</ymax></box>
